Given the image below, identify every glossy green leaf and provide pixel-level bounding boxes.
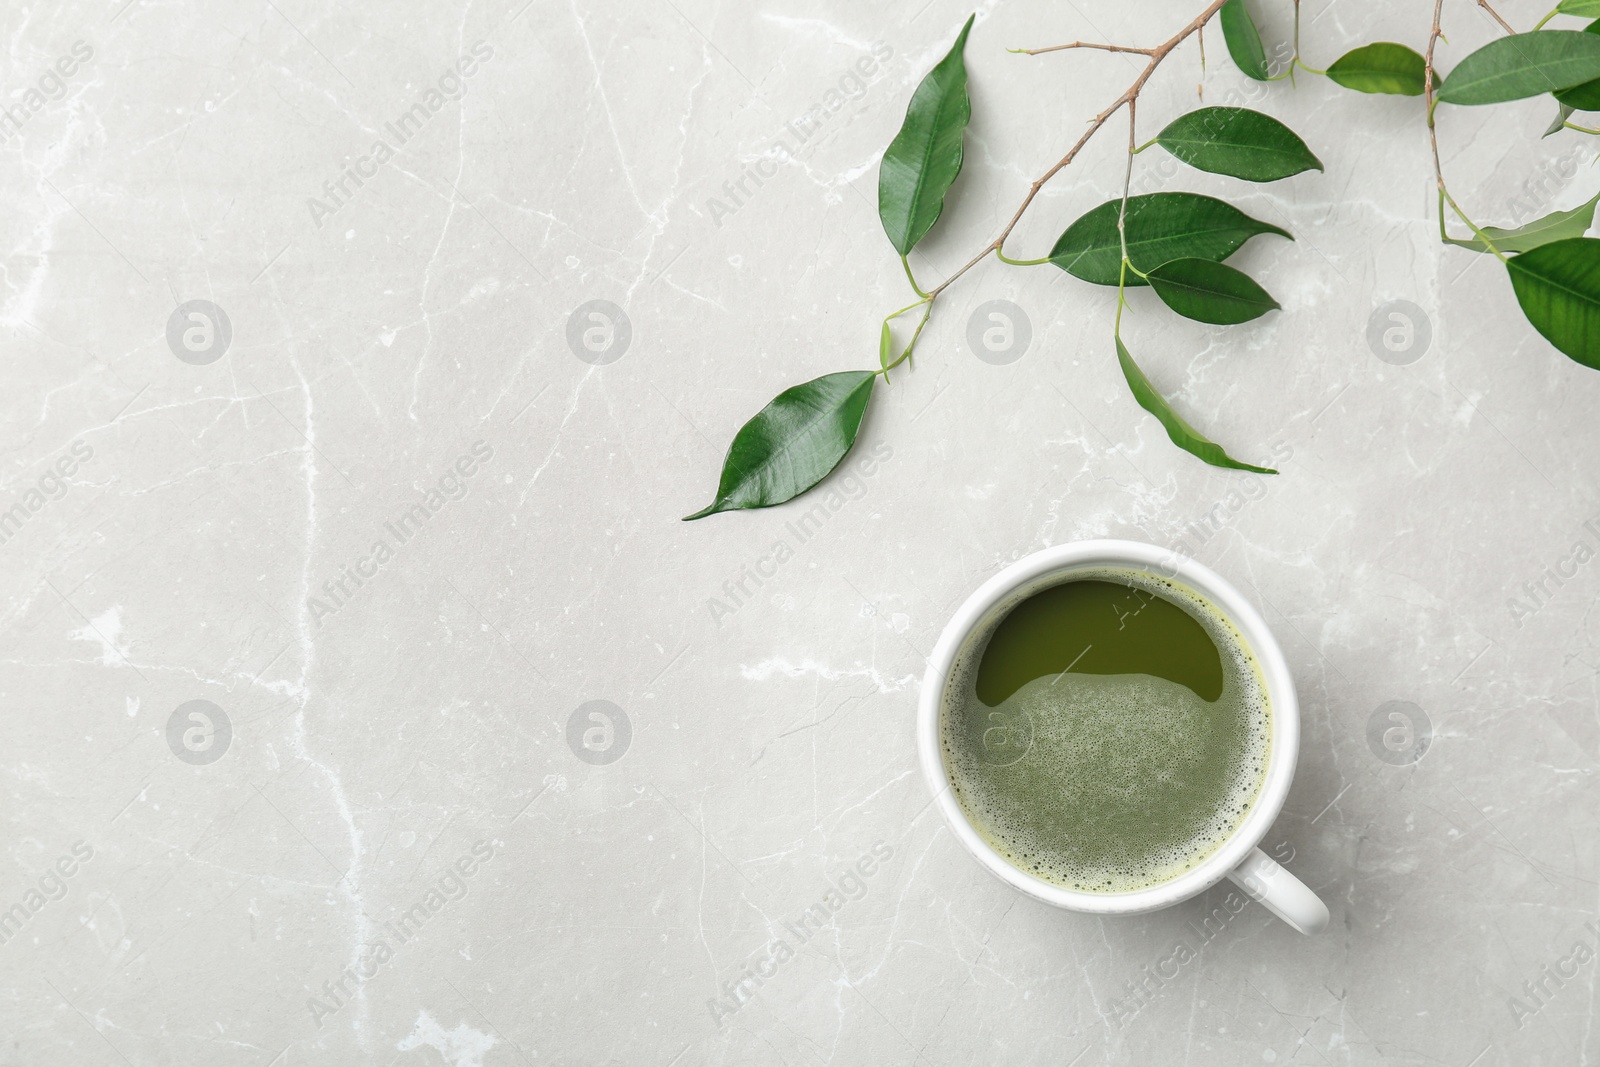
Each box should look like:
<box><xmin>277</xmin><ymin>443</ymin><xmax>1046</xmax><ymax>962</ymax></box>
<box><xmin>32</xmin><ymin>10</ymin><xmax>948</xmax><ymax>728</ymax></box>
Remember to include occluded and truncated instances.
<box><xmin>1050</xmin><ymin>193</ymin><xmax>1291</xmax><ymax>287</ymax></box>
<box><xmin>1325</xmin><ymin>42</ymin><xmax>1434</xmax><ymax>96</ymax></box>
<box><xmin>684</xmin><ymin>371</ymin><xmax>876</xmax><ymax>519</ymax></box>
<box><xmin>1559</xmin><ymin>80</ymin><xmax>1600</xmax><ymax>109</ymax></box>
<box><xmin>1546</xmin><ymin>101</ymin><xmax>1578</xmax><ymax>135</ymax></box>
<box><xmin>1153</xmin><ymin>107</ymin><xmax>1322</xmax><ymax>182</ymax></box>
<box><xmin>1438</xmin><ymin>31</ymin><xmax>1600</xmax><ymax>106</ymax></box>
<box><xmin>1506</xmin><ymin>236</ymin><xmax>1600</xmax><ymax>369</ymax></box>
<box><xmin>1146</xmin><ymin>258</ymin><xmax>1282</xmax><ymax>324</ymax></box>
<box><xmin>1554</xmin><ymin>20</ymin><xmax>1600</xmax><ymax>109</ymax></box>
<box><xmin>1115</xmin><ymin>335</ymin><xmax>1276</xmax><ymax>473</ymax></box>
<box><xmin>878</xmin><ymin>14</ymin><xmax>975</xmax><ymax>256</ymax></box>
<box><xmin>1559</xmin><ymin>0</ymin><xmax>1600</xmax><ymax>16</ymax></box>
<box><xmin>1446</xmin><ymin>192</ymin><xmax>1600</xmax><ymax>254</ymax></box>
<box><xmin>1219</xmin><ymin>0</ymin><xmax>1269</xmax><ymax>80</ymax></box>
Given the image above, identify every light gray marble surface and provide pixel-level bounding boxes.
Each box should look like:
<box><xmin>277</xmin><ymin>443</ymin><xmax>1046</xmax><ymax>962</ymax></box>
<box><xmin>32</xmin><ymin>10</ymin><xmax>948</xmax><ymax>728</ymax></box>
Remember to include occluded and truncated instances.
<box><xmin>3</xmin><ymin>0</ymin><xmax>1599</xmax><ymax>1064</ymax></box>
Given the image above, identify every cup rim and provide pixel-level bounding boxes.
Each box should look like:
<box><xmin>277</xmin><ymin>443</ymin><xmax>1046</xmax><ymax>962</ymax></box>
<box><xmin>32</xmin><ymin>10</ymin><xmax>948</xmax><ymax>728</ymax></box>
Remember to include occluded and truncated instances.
<box><xmin>916</xmin><ymin>539</ymin><xmax>1300</xmax><ymax>914</ymax></box>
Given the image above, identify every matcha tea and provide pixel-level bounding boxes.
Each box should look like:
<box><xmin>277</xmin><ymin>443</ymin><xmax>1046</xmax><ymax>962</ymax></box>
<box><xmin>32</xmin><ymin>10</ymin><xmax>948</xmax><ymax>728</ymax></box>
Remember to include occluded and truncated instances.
<box><xmin>941</xmin><ymin>567</ymin><xmax>1270</xmax><ymax>893</ymax></box>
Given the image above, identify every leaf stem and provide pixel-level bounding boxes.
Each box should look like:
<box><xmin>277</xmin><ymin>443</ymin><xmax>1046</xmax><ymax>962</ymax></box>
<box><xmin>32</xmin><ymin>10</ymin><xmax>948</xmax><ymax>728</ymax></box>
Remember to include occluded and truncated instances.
<box><xmin>1267</xmin><ymin>57</ymin><xmax>1325</xmax><ymax>81</ymax></box>
<box><xmin>1566</xmin><ymin>120</ymin><xmax>1600</xmax><ymax>134</ymax></box>
<box><xmin>1533</xmin><ymin>4</ymin><xmax>1560</xmax><ymax>31</ymax></box>
<box><xmin>1113</xmin><ymin>105</ymin><xmax>1136</xmax><ymax>343</ymax></box>
<box><xmin>995</xmin><ymin>250</ymin><xmax>1054</xmax><ymax>266</ymax></box>
<box><xmin>1426</xmin><ymin>0</ymin><xmax>1505</xmax><ymax>262</ymax></box>
<box><xmin>1116</xmin><ymin>100</ymin><xmax>1138</xmax><ymax>278</ymax></box>
<box><xmin>901</xmin><ymin>256</ymin><xmax>930</xmax><ymax>299</ymax></box>
<box><xmin>1293</xmin><ymin>0</ymin><xmax>1303</xmax><ymax>66</ymax></box>
<box><xmin>879</xmin><ymin>296</ymin><xmax>934</xmax><ymax>381</ymax></box>
<box><xmin>1264</xmin><ymin>2</ymin><xmax>1327</xmax><ymax>79</ymax></box>
<box><xmin>1432</xmin><ymin>186</ymin><xmax>1503</xmax><ymax>260</ymax></box>
<box><xmin>878</xmin><ymin>300</ymin><xmax>935</xmax><ymax>376</ymax></box>
<box><xmin>884</xmin><ymin>298</ymin><xmax>930</xmax><ymax>322</ymax></box>
<box><xmin>1444</xmin><ymin>194</ymin><xmax>1506</xmax><ymax>260</ymax></box>
<box><xmin>1115</xmin><ymin>267</ymin><xmax>1129</xmax><ymax>336</ymax></box>
<box><xmin>1424</xmin><ymin>2</ymin><xmax>1449</xmax><ymax>231</ymax></box>
<box><xmin>1110</xmin><ymin>105</ymin><xmax>1133</xmax><ymax>436</ymax></box>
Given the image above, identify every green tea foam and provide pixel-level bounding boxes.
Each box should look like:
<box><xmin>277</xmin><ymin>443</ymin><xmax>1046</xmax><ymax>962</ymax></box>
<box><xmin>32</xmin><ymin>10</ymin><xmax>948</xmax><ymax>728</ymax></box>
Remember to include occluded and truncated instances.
<box><xmin>940</xmin><ymin>567</ymin><xmax>1271</xmax><ymax>893</ymax></box>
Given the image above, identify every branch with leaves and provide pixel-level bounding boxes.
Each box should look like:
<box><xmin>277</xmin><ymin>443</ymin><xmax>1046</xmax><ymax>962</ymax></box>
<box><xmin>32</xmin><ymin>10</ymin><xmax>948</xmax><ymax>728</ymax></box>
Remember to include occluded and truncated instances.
<box><xmin>1208</xmin><ymin>0</ymin><xmax>1600</xmax><ymax>367</ymax></box>
<box><xmin>685</xmin><ymin>1</ymin><xmax>1600</xmax><ymax>521</ymax></box>
<box><xmin>1423</xmin><ymin>1</ymin><xmax>1600</xmax><ymax>367</ymax></box>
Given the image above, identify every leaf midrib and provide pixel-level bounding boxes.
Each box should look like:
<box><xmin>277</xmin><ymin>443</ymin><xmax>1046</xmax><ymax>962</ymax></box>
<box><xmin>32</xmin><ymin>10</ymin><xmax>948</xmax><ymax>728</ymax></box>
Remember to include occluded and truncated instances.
<box><xmin>1151</xmin><ymin>274</ymin><xmax>1271</xmax><ymax>307</ymax></box>
<box><xmin>1063</xmin><ymin>219</ymin><xmax>1266</xmax><ymax>267</ymax></box>
<box><xmin>900</xmin><ymin>88</ymin><xmax>964</xmax><ymax>236</ymax></box>
<box><xmin>1511</xmin><ymin>257</ymin><xmax>1600</xmax><ymax>306</ymax></box>
<box><xmin>1161</xmin><ymin>133</ymin><xmax>1310</xmax><ymax>165</ymax></box>
<box><xmin>1334</xmin><ymin>51</ymin><xmax>1416</xmax><ymax>79</ymax></box>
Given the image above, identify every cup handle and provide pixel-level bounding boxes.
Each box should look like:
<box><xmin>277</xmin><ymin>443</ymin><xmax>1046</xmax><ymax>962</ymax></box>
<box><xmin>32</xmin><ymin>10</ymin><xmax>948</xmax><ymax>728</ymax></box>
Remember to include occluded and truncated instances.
<box><xmin>1225</xmin><ymin>846</ymin><xmax>1329</xmax><ymax>935</ymax></box>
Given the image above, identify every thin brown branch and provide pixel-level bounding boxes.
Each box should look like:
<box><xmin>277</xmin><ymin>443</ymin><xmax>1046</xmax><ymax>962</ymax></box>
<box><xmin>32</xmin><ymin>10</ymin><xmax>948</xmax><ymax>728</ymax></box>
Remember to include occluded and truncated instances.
<box><xmin>1018</xmin><ymin>41</ymin><xmax>1155</xmax><ymax>56</ymax></box>
<box><xmin>1425</xmin><ymin>0</ymin><xmax>1445</xmax><ymax>193</ymax></box>
<box><xmin>928</xmin><ymin>0</ymin><xmax>1229</xmax><ymax>298</ymax></box>
<box><xmin>1430</xmin><ymin>0</ymin><xmax>1505</xmax><ymax>253</ymax></box>
<box><xmin>1477</xmin><ymin>0</ymin><xmax>1516</xmax><ymax>34</ymax></box>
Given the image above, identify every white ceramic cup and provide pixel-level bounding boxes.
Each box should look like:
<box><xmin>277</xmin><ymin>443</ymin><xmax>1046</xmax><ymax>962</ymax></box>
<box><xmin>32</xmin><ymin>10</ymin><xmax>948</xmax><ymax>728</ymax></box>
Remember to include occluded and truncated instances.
<box><xmin>917</xmin><ymin>539</ymin><xmax>1328</xmax><ymax>935</ymax></box>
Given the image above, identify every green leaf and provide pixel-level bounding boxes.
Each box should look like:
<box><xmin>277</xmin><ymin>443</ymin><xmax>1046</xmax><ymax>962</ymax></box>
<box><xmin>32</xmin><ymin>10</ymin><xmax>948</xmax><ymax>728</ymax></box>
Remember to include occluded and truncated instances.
<box><xmin>878</xmin><ymin>14</ymin><xmax>975</xmax><ymax>256</ymax></box>
<box><xmin>1506</xmin><ymin>236</ymin><xmax>1600</xmax><ymax>369</ymax></box>
<box><xmin>684</xmin><ymin>371</ymin><xmax>876</xmax><ymax>519</ymax></box>
<box><xmin>1115</xmin><ymin>335</ymin><xmax>1276</xmax><ymax>473</ymax></box>
<box><xmin>1152</xmin><ymin>107</ymin><xmax>1322</xmax><ymax>182</ymax></box>
<box><xmin>1446</xmin><ymin>192</ymin><xmax>1600</xmax><ymax>254</ymax></box>
<box><xmin>1559</xmin><ymin>0</ymin><xmax>1600</xmax><ymax>17</ymax></box>
<box><xmin>1554</xmin><ymin>20</ymin><xmax>1600</xmax><ymax>109</ymax></box>
<box><xmin>878</xmin><ymin>320</ymin><xmax>893</xmax><ymax>373</ymax></box>
<box><xmin>1050</xmin><ymin>193</ymin><xmax>1291</xmax><ymax>287</ymax></box>
<box><xmin>1560</xmin><ymin>80</ymin><xmax>1600</xmax><ymax>109</ymax></box>
<box><xmin>1219</xmin><ymin>0</ymin><xmax>1269</xmax><ymax>80</ymax></box>
<box><xmin>1557</xmin><ymin>86</ymin><xmax>1600</xmax><ymax>111</ymax></box>
<box><xmin>1546</xmin><ymin>101</ymin><xmax>1578</xmax><ymax>135</ymax></box>
<box><xmin>1146</xmin><ymin>258</ymin><xmax>1282</xmax><ymax>324</ymax></box>
<box><xmin>1325</xmin><ymin>42</ymin><xmax>1434</xmax><ymax>96</ymax></box>
<box><xmin>1438</xmin><ymin>31</ymin><xmax>1600</xmax><ymax>106</ymax></box>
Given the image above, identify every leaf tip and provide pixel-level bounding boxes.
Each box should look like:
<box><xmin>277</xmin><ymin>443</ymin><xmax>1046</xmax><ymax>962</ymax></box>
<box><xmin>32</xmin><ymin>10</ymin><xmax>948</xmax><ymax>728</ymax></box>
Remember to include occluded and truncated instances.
<box><xmin>952</xmin><ymin>12</ymin><xmax>976</xmax><ymax>50</ymax></box>
<box><xmin>681</xmin><ymin>502</ymin><xmax>722</xmax><ymax>521</ymax></box>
